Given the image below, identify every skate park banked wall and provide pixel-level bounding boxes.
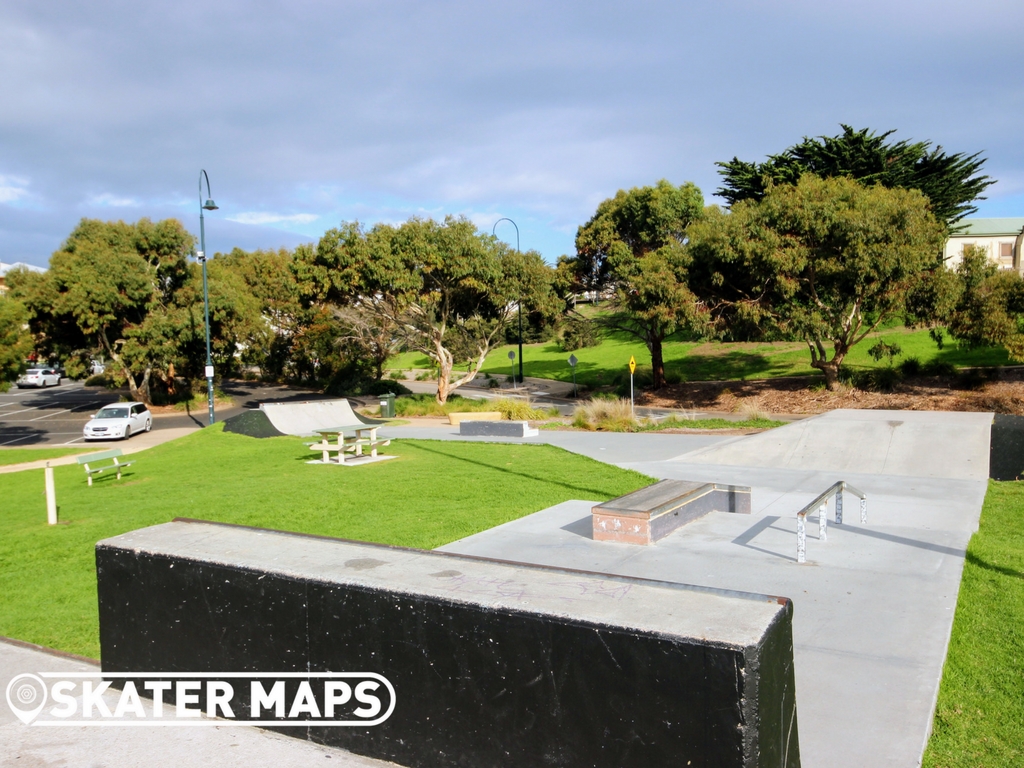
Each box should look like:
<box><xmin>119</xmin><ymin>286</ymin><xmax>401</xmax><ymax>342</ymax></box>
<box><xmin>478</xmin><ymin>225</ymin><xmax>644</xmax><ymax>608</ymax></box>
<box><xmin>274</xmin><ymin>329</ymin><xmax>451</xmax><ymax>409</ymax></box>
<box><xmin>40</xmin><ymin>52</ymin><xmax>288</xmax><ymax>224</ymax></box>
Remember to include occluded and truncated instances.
<box><xmin>96</xmin><ymin>520</ymin><xmax>801</xmax><ymax>768</ymax></box>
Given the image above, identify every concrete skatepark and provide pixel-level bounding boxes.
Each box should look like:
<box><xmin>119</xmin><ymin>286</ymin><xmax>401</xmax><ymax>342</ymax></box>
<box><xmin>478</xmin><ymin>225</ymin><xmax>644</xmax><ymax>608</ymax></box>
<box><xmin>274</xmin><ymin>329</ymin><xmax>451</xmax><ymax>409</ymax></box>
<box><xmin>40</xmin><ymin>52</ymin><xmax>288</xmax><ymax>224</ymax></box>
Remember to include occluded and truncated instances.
<box><xmin>1</xmin><ymin>406</ymin><xmax>993</xmax><ymax>766</ymax></box>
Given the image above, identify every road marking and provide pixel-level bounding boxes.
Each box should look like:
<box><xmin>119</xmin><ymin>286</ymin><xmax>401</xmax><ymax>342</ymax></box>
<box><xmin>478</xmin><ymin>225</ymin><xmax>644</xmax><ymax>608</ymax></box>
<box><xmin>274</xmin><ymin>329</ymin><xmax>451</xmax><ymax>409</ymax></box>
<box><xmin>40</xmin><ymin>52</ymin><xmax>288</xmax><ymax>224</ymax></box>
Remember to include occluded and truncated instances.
<box><xmin>62</xmin><ymin>437</ymin><xmax>86</xmax><ymax>445</ymax></box>
<box><xmin>0</xmin><ymin>435</ymin><xmax>35</xmax><ymax>446</ymax></box>
<box><xmin>0</xmin><ymin>407</ymin><xmax>43</xmax><ymax>417</ymax></box>
<box><xmin>29</xmin><ymin>408</ymin><xmax>74</xmax><ymax>421</ymax></box>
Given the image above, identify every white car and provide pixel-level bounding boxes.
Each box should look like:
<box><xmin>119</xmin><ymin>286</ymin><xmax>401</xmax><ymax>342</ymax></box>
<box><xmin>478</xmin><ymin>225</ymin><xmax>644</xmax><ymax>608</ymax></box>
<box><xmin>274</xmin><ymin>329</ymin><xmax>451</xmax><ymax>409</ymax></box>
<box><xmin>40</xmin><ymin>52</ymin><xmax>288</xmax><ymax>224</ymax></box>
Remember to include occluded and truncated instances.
<box><xmin>16</xmin><ymin>368</ymin><xmax>61</xmax><ymax>388</ymax></box>
<box><xmin>83</xmin><ymin>402</ymin><xmax>153</xmax><ymax>441</ymax></box>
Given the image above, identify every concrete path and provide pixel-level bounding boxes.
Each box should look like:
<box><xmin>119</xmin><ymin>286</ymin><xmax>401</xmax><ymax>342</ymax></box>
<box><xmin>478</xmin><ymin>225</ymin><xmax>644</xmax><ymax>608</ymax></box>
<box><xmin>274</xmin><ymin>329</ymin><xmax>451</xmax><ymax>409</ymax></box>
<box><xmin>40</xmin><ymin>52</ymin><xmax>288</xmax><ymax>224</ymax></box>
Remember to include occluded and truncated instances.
<box><xmin>436</xmin><ymin>409</ymin><xmax>992</xmax><ymax>768</ymax></box>
<box><xmin>0</xmin><ymin>426</ymin><xmax>201</xmax><ymax>475</ymax></box>
<box><xmin>0</xmin><ymin>638</ymin><xmax>401</xmax><ymax>768</ymax></box>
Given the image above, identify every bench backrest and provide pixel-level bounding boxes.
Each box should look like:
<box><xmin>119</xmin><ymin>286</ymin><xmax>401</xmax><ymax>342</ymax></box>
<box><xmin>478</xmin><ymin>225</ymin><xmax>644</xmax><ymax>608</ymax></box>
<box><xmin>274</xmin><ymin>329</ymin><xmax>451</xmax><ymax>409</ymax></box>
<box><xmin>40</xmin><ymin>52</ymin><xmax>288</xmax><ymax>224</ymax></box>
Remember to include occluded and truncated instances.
<box><xmin>78</xmin><ymin>449</ymin><xmax>123</xmax><ymax>464</ymax></box>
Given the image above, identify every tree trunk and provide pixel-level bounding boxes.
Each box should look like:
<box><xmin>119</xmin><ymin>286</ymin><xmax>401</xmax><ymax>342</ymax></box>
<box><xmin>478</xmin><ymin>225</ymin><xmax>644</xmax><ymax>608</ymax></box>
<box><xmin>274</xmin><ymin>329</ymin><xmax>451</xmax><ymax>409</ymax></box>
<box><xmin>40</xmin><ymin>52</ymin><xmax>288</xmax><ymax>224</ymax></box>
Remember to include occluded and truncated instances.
<box><xmin>649</xmin><ymin>338</ymin><xmax>665</xmax><ymax>389</ymax></box>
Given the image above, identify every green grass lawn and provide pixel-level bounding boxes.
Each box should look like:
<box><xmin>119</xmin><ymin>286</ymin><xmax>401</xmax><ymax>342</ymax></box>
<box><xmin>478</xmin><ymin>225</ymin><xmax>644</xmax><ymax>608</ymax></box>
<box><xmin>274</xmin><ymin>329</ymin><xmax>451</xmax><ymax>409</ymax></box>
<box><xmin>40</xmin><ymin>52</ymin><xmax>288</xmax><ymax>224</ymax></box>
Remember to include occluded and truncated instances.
<box><xmin>390</xmin><ymin>326</ymin><xmax>1011</xmax><ymax>388</ymax></box>
<box><xmin>0</xmin><ymin>447</ymin><xmax>102</xmax><ymax>466</ymax></box>
<box><xmin>0</xmin><ymin>426</ymin><xmax>651</xmax><ymax>659</ymax></box>
<box><xmin>923</xmin><ymin>480</ymin><xmax>1024</xmax><ymax>767</ymax></box>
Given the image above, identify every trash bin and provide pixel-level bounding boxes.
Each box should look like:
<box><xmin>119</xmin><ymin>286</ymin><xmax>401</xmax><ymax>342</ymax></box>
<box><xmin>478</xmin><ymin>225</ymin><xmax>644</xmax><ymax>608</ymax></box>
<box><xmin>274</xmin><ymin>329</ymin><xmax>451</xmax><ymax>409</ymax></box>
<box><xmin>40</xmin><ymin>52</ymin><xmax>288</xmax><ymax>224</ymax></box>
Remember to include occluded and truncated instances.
<box><xmin>379</xmin><ymin>393</ymin><xmax>396</xmax><ymax>418</ymax></box>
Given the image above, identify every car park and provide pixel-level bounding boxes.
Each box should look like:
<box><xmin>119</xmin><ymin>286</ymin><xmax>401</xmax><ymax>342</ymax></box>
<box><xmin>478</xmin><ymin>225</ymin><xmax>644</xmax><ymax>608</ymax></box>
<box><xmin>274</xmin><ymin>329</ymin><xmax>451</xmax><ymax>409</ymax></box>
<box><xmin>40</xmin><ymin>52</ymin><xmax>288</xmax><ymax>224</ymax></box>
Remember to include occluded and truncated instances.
<box><xmin>16</xmin><ymin>368</ymin><xmax>62</xmax><ymax>388</ymax></box>
<box><xmin>83</xmin><ymin>402</ymin><xmax>153</xmax><ymax>441</ymax></box>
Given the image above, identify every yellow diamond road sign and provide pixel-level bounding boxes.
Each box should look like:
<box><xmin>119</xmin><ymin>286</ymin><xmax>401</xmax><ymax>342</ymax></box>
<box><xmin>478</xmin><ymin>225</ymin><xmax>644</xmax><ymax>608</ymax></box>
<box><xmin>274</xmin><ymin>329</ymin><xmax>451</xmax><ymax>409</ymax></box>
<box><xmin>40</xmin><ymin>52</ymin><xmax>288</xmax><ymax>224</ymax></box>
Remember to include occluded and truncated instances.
<box><xmin>628</xmin><ymin>356</ymin><xmax>636</xmax><ymax>374</ymax></box>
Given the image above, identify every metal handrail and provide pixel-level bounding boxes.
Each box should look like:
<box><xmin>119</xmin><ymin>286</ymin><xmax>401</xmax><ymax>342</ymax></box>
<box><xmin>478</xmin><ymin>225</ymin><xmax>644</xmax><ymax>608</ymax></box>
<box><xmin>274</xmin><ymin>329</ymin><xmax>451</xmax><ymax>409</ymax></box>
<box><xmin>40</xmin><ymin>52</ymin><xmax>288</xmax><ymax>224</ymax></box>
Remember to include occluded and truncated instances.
<box><xmin>796</xmin><ymin>481</ymin><xmax>867</xmax><ymax>564</ymax></box>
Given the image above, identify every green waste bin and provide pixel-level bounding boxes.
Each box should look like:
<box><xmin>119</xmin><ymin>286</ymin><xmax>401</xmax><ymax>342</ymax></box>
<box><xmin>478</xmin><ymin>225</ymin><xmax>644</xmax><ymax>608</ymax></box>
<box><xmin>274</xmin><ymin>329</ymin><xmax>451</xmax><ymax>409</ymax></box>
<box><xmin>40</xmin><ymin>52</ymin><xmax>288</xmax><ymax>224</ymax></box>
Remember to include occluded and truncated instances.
<box><xmin>379</xmin><ymin>393</ymin><xmax>396</xmax><ymax>418</ymax></box>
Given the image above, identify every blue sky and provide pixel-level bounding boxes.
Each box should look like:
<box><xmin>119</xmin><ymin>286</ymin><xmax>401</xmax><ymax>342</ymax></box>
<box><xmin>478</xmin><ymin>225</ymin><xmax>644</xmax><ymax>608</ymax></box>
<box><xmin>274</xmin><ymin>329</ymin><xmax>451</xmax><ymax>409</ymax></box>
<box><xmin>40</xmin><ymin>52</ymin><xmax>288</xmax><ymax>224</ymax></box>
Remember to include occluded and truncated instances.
<box><xmin>2</xmin><ymin>1</ymin><xmax>1023</xmax><ymax>268</ymax></box>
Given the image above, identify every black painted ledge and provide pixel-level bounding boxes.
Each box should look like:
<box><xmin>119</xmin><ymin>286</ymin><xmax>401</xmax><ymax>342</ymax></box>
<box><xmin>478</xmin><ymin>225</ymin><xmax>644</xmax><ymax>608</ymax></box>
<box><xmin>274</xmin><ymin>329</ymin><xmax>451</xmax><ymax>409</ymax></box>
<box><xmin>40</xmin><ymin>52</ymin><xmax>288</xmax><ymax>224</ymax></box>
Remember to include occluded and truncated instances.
<box><xmin>97</xmin><ymin>519</ymin><xmax>800</xmax><ymax>768</ymax></box>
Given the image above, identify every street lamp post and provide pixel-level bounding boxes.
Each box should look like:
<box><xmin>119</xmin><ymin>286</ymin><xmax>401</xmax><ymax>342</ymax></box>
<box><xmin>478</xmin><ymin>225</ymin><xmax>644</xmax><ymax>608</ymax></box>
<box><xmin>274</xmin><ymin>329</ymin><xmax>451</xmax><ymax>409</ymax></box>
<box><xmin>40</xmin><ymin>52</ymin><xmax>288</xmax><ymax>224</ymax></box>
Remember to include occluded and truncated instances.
<box><xmin>198</xmin><ymin>170</ymin><xmax>219</xmax><ymax>426</ymax></box>
<box><xmin>492</xmin><ymin>218</ymin><xmax>523</xmax><ymax>385</ymax></box>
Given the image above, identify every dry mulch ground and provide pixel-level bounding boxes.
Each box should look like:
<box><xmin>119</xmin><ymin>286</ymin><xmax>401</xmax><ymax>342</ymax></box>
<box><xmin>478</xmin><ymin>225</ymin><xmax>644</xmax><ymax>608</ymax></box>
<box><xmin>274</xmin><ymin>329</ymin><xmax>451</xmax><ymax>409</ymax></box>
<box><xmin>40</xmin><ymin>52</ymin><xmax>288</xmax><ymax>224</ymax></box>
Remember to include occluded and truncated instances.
<box><xmin>640</xmin><ymin>369</ymin><xmax>1024</xmax><ymax>416</ymax></box>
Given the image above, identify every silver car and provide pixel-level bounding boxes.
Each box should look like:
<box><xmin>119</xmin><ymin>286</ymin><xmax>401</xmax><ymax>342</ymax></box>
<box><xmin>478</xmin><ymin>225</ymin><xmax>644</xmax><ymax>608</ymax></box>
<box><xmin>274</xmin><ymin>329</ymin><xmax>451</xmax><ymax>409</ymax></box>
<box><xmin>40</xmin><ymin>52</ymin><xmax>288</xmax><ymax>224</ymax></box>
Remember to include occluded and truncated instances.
<box><xmin>16</xmin><ymin>368</ymin><xmax>61</xmax><ymax>388</ymax></box>
<box><xmin>83</xmin><ymin>402</ymin><xmax>153</xmax><ymax>441</ymax></box>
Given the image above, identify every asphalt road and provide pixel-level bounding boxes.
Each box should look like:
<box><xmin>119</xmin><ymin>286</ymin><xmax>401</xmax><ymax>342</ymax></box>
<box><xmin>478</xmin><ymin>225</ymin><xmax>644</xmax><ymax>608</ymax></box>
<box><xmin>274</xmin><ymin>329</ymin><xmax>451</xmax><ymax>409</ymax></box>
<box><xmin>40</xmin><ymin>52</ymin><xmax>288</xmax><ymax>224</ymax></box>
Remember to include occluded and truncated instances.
<box><xmin>0</xmin><ymin>380</ymin><xmax>334</xmax><ymax>447</ymax></box>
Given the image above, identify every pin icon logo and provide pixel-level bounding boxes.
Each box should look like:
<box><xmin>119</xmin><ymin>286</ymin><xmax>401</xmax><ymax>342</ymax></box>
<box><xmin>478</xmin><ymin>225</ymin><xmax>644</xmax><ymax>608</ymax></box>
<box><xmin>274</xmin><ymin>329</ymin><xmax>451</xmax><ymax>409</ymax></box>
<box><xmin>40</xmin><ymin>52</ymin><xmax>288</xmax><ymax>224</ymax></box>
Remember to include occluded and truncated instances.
<box><xmin>6</xmin><ymin>674</ymin><xmax>47</xmax><ymax>724</ymax></box>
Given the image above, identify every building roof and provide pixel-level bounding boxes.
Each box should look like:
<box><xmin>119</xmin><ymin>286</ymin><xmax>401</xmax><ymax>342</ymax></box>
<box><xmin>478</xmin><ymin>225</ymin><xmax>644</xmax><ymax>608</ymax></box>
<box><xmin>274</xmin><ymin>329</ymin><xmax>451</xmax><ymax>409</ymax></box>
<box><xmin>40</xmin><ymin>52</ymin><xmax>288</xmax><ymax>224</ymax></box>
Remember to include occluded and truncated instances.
<box><xmin>951</xmin><ymin>218</ymin><xmax>1024</xmax><ymax>237</ymax></box>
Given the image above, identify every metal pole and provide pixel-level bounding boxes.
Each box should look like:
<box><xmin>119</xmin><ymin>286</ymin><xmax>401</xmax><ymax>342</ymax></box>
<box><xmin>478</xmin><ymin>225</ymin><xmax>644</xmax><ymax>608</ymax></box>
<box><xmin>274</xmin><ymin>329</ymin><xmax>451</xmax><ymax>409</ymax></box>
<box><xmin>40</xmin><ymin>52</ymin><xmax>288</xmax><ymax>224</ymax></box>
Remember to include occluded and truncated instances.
<box><xmin>199</xmin><ymin>170</ymin><xmax>216</xmax><ymax>426</ymax></box>
<box><xmin>630</xmin><ymin>372</ymin><xmax>634</xmax><ymax>417</ymax></box>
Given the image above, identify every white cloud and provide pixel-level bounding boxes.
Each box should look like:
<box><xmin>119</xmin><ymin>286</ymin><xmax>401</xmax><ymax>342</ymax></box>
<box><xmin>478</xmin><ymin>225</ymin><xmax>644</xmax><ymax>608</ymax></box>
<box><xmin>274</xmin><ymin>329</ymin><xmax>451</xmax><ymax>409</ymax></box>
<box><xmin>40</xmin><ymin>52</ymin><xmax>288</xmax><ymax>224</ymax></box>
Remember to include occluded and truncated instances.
<box><xmin>87</xmin><ymin>193</ymin><xmax>141</xmax><ymax>207</ymax></box>
<box><xmin>227</xmin><ymin>212</ymin><xmax>319</xmax><ymax>226</ymax></box>
<box><xmin>0</xmin><ymin>174</ymin><xmax>29</xmax><ymax>204</ymax></box>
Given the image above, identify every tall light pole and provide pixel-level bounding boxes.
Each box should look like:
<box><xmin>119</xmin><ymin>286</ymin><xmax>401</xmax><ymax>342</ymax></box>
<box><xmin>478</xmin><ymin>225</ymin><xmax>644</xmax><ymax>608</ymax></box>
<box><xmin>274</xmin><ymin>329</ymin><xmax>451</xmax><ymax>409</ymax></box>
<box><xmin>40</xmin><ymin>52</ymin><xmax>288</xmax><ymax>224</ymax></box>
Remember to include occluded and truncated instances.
<box><xmin>198</xmin><ymin>170</ymin><xmax>219</xmax><ymax>425</ymax></box>
<box><xmin>492</xmin><ymin>218</ymin><xmax>523</xmax><ymax>385</ymax></box>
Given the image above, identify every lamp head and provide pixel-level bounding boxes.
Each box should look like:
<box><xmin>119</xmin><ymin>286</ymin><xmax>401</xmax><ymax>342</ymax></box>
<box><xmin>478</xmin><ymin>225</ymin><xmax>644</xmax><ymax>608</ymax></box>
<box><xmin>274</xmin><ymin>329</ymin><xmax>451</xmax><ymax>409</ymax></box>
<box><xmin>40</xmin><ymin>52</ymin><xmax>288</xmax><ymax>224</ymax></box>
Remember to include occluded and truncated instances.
<box><xmin>202</xmin><ymin>198</ymin><xmax>218</xmax><ymax>211</ymax></box>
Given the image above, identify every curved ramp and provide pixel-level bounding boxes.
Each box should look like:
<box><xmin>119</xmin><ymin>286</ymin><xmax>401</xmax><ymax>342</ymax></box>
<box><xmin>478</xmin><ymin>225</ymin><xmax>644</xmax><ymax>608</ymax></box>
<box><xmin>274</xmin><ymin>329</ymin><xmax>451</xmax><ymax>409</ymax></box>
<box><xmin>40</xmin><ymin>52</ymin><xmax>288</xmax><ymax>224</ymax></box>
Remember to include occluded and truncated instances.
<box><xmin>259</xmin><ymin>399</ymin><xmax>367</xmax><ymax>436</ymax></box>
<box><xmin>675</xmin><ymin>408</ymin><xmax>992</xmax><ymax>481</ymax></box>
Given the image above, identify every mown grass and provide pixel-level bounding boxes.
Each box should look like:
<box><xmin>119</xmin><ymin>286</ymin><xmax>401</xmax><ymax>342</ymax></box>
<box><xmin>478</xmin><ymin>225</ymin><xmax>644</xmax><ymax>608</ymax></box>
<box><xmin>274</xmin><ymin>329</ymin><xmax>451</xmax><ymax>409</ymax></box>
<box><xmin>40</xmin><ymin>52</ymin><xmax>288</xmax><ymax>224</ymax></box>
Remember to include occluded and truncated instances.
<box><xmin>389</xmin><ymin>326</ymin><xmax>1011</xmax><ymax>388</ymax></box>
<box><xmin>0</xmin><ymin>426</ymin><xmax>651</xmax><ymax>659</ymax></box>
<box><xmin>923</xmin><ymin>480</ymin><xmax>1024</xmax><ymax>767</ymax></box>
<box><xmin>0</xmin><ymin>447</ymin><xmax>102</xmax><ymax>467</ymax></box>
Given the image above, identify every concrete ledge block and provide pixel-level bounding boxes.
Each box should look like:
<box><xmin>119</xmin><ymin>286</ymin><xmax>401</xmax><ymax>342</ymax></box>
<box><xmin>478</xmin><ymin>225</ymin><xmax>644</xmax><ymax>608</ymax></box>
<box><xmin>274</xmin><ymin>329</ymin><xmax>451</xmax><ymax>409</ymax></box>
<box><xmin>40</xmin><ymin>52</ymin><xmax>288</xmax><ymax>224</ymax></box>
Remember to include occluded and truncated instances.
<box><xmin>593</xmin><ymin>479</ymin><xmax>752</xmax><ymax>544</ymax></box>
<box><xmin>448</xmin><ymin>411</ymin><xmax>502</xmax><ymax>426</ymax></box>
<box><xmin>97</xmin><ymin>520</ymin><xmax>799</xmax><ymax>768</ymax></box>
<box><xmin>459</xmin><ymin>419</ymin><xmax>538</xmax><ymax>437</ymax></box>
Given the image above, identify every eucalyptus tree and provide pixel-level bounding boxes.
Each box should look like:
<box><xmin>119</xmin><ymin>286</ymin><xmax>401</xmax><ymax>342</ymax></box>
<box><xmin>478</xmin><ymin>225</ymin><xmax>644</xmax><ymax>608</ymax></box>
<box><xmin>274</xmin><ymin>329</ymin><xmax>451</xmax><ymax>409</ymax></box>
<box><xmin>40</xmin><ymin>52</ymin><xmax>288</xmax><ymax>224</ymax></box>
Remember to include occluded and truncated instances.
<box><xmin>572</xmin><ymin>179</ymin><xmax>706</xmax><ymax>388</ymax></box>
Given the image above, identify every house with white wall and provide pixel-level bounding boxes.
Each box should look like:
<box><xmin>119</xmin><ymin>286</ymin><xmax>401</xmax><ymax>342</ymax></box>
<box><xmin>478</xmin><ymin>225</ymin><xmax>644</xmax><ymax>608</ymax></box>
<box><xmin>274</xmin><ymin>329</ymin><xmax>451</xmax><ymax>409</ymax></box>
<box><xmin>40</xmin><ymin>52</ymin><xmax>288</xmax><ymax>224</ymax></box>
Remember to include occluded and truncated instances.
<box><xmin>944</xmin><ymin>218</ymin><xmax>1024</xmax><ymax>273</ymax></box>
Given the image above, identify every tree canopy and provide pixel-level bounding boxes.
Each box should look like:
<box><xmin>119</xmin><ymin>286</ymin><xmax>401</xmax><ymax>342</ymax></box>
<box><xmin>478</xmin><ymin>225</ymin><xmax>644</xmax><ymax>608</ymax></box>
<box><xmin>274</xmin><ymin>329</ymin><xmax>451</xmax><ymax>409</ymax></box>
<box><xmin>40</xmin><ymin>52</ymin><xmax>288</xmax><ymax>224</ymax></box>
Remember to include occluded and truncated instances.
<box><xmin>716</xmin><ymin>125</ymin><xmax>993</xmax><ymax>231</ymax></box>
<box><xmin>295</xmin><ymin>216</ymin><xmax>555</xmax><ymax>403</ymax></box>
<box><xmin>572</xmin><ymin>179</ymin><xmax>706</xmax><ymax>388</ymax></box>
<box><xmin>0</xmin><ymin>295</ymin><xmax>32</xmax><ymax>388</ymax></box>
<box><xmin>687</xmin><ymin>174</ymin><xmax>947</xmax><ymax>389</ymax></box>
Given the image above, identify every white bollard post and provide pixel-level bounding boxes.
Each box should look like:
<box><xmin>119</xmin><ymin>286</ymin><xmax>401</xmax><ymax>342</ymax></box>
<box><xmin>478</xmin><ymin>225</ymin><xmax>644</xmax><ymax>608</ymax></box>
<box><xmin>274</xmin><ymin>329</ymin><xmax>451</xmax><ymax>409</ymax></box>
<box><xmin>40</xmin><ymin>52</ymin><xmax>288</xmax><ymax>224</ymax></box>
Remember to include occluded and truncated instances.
<box><xmin>797</xmin><ymin>512</ymin><xmax>806</xmax><ymax>564</ymax></box>
<box><xmin>45</xmin><ymin>463</ymin><xmax>57</xmax><ymax>525</ymax></box>
<box><xmin>819</xmin><ymin>501</ymin><xmax>828</xmax><ymax>541</ymax></box>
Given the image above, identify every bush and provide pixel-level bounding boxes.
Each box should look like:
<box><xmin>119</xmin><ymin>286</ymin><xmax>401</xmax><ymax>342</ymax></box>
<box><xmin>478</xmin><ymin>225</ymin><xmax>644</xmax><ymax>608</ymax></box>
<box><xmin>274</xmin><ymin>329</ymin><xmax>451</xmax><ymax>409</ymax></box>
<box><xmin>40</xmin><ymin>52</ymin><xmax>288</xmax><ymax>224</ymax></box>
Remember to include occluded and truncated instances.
<box><xmin>922</xmin><ymin>360</ymin><xmax>957</xmax><ymax>377</ymax></box>
<box><xmin>494</xmin><ymin>397</ymin><xmax>556</xmax><ymax>421</ymax></box>
<box><xmin>388</xmin><ymin>369</ymin><xmax>405</xmax><ymax>380</ymax></box>
<box><xmin>561</xmin><ymin>317</ymin><xmax>598</xmax><ymax>351</ymax></box>
<box><xmin>571</xmin><ymin>398</ymin><xmax>641</xmax><ymax>432</ymax></box>
<box><xmin>898</xmin><ymin>357</ymin><xmax>923</xmax><ymax>377</ymax></box>
<box><xmin>84</xmin><ymin>373</ymin><xmax>111</xmax><ymax>387</ymax></box>
<box><xmin>359</xmin><ymin>380</ymin><xmax>412</xmax><ymax>396</ymax></box>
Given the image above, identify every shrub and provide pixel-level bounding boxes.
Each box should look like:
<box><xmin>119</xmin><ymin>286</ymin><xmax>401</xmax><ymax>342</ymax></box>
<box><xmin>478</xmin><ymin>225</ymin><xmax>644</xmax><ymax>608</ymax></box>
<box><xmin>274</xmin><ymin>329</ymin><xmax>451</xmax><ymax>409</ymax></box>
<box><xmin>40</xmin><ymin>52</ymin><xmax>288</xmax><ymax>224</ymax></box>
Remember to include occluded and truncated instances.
<box><xmin>561</xmin><ymin>317</ymin><xmax>598</xmax><ymax>351</ymax></box>
<box><xmin>571</xmin><ymin>398</ymin><xmax>641</xmax><ymax>432</ymax></box>
<box><xmin>494</xmin><ymin>397</ymin><xmax>556</xmax><ymax>421</ymax></box>
<box><xmin>898</xmin><ymin>357</ymin><xmax>923</xmax><ymax>377</ymax></box>
<box><xmin>388</xmin><ymin>369</ymin><xmax>405</xmax><ymax>380</ymax></box>
<box><xmin>922</xmin><ymin>360</ymin><xmax>957</xmax><ymax>377</ymax></box>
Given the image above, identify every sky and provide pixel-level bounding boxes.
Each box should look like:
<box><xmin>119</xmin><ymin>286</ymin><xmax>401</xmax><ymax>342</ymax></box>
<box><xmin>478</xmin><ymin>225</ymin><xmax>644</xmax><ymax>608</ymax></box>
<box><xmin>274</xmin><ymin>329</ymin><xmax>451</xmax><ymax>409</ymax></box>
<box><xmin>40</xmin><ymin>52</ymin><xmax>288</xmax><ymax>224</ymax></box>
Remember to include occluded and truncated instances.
<box><xmin>2</xmin><ymin>0</ymin><xmax>1023</xmax><ymax>268</ymax></box>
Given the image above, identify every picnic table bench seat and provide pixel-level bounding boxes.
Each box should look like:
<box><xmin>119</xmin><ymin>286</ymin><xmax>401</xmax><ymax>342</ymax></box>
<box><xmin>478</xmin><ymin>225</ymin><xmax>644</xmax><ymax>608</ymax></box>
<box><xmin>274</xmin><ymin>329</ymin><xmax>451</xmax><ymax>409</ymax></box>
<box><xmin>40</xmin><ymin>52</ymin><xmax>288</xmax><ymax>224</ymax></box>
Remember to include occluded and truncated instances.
<box><xmin>308</xmin><ymin>424</ymin><xmax>392</xmax><ymax>464</ymax></box>
<box><xmin>78</xmin><ymin>449</ymin><xmax>135</xmax><ymax>486</ymax></box>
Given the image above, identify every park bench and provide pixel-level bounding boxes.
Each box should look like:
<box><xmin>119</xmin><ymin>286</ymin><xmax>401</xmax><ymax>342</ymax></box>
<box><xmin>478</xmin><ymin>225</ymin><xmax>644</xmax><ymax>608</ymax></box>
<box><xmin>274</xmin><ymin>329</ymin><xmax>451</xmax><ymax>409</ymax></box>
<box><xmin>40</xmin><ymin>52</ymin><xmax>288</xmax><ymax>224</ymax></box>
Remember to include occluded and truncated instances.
<box><xmin>447</xmin><ymin>411</ymin><xmax>501</xmax><ymax>426</ymax></box>
<box><xmin>78</xmin><ymin>449</ymin><xmax>135</xmax><ymax>486</ymax></box>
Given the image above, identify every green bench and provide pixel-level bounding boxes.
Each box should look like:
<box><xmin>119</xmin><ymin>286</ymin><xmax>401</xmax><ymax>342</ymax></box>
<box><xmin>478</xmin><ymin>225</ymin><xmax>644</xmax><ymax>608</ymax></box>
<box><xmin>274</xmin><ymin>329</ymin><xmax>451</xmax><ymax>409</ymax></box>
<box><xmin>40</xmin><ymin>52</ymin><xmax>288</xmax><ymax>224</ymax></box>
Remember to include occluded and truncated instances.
<box><xmin>78</xmin><ymin>449</ymin><xmax>135</xmax><ymax>486</ymax></box>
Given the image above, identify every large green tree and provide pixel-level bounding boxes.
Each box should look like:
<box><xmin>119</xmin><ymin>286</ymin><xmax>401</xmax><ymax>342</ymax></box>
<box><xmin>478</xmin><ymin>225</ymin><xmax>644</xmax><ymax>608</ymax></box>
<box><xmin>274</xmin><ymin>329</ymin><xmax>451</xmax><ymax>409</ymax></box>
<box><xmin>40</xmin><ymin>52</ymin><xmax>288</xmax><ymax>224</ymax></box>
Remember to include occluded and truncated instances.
<box><xmin>687</xmin><ymin>175</ymin><xmax>946</xmax><ymax>389</ymax></box>
<box><xmin>12</xmin><ymin>218</ymin><xmax>196</xmax><ymax>403</ymax></box>
<box><xmin>716</xmin><ymin>125</ymin><xmax>993</xmax><ymax>231</ymax></box>
<box><xmin>572</xmin><ymin>179</ymin><xmax>706</xmax><ymax>388</ymax></box>
<box><xmin>296</xmin><ymin>216</ymin><xmax>554</xmax><ymax>403</ymax></box>
<box><xmin>0</xmin><ymin>295</ymin><xmax>32</xmax><ymax>389</ymax></box>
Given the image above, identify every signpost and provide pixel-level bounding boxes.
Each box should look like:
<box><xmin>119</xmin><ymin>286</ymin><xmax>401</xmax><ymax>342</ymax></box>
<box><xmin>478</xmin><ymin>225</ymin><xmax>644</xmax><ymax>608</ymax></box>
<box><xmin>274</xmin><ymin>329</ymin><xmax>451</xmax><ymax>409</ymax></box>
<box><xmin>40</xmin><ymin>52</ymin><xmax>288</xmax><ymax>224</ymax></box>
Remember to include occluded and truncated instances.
<box><xmin>568</xmin><ymin>354</ymin><xmax>578</xmax><ymax>398</ymax></box>
<box><xmin>628</xmin><ymin>355</ymin><xmax>636</xmax><ymax>416</ymax></box>
<box><xmin>508</xmin><ymin>350</ymin><xmax>517</xmax><ymax>388</ymax></box>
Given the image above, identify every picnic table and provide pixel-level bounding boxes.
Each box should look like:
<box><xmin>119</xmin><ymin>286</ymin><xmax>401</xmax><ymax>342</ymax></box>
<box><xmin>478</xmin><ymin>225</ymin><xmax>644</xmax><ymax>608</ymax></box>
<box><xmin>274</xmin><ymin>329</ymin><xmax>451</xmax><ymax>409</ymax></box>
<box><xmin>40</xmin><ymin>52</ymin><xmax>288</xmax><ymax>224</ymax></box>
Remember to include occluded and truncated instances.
<box><xmin>309</xmin><ymin>425</ymin><xmax>391</xmax><ymax>465</ymax></box>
